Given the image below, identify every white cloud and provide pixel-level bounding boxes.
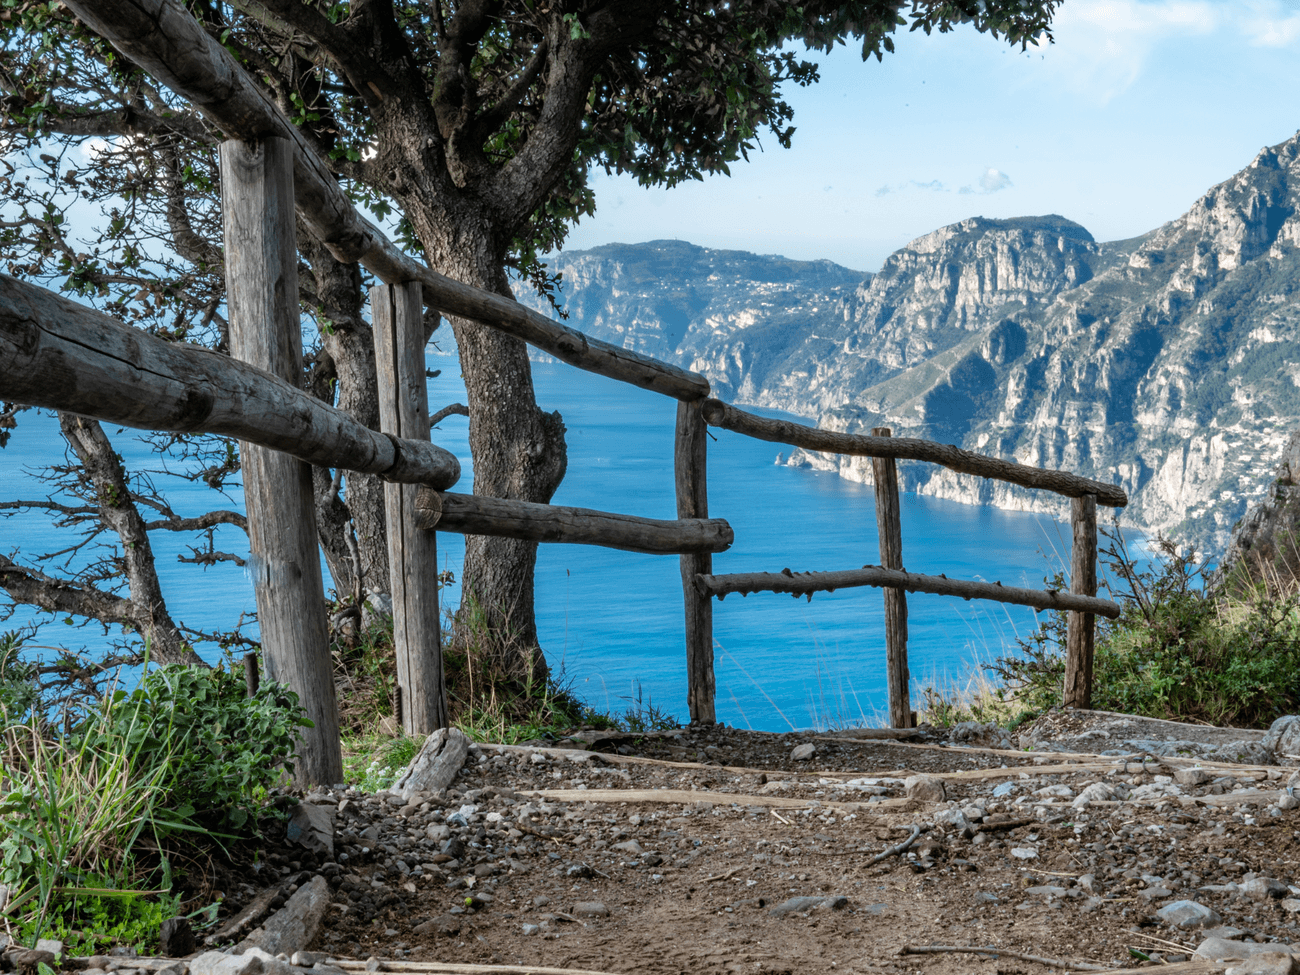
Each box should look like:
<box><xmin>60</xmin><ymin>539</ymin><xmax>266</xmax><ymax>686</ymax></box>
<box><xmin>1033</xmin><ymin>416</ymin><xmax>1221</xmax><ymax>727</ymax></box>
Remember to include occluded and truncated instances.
<box><xmin>1239</xmin><ymin>1</ymin><xmax>1300</xmax><ymax>46</ymax></box>
<box><xmin>979</xmin><ymin>168</ymin><xmax>1013</xmax><ymax>193</ymax></box>
<box><xmin>1042</xmin><ymin>0</ymin><xmax>1219</xmax><ymax>103</ymax></box>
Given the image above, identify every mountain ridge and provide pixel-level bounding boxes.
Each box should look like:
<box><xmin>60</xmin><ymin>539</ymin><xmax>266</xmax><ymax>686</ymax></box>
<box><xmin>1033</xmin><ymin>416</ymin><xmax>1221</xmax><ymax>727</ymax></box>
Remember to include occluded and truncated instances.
<box><xmin>516</xmin><ymin>132</ymin><xmax>1300</xmax><ymax>553</ymax></box>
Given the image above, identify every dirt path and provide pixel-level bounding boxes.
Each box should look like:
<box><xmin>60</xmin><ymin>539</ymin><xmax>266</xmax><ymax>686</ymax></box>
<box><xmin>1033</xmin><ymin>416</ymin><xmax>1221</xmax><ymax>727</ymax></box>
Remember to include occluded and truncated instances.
<box><xmin>216</xmin><ymin>714</ymin><xmax>1300</xmax><ymax>975</ymax></box>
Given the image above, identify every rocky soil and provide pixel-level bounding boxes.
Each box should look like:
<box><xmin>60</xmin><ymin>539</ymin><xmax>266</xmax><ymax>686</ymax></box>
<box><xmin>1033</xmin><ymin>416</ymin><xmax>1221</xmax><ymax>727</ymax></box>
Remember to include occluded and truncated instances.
<box><xmin>18</xmin><ymin>710</ymin><xmax>1300</xmax><ymax>975</ymax></box>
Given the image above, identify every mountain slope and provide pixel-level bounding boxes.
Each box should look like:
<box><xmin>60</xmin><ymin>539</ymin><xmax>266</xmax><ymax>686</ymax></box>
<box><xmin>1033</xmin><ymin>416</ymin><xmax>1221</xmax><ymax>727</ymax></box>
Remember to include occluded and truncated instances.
<box><xmin>516</xmin><ymin>131</ymin><xmax>1300</xmax><ymax>551</ymax></box>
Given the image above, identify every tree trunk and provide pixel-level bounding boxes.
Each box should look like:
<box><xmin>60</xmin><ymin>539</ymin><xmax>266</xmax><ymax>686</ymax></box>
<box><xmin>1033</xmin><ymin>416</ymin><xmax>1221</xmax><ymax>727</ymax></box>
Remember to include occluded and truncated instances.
<box><xmin>413</xmin><ymin>214</ymin><xmax>567</xmax><ymax>681</ymax></box>
<box><xmin>58</xmin><ymin>414</ymin><xmax>206</xmax><ymax>666</ymax></box>
<box><xmin>300</xmin><ymin>234</ymin><xmax>390</xmax><ymax>602</ymax></box>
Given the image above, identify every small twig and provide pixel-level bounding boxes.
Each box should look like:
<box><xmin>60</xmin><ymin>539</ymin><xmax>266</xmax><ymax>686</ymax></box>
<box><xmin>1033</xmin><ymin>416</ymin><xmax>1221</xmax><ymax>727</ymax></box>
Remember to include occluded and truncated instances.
<box><xmin>900</xmin><ymin>944</ymin><xmax>1106</xmax><ymax>971</ymax></box>
<box><xmin>704</xmin><ymin>866</ymin><xmax>741</xmax><ymax>882</ymax></box>
<box><xmin>867</xmin><ymin>825</ymin><xmax>922</xmax><ymax>865</ymax></box>
<box><xmin>770</xmin><ymin>810</ymin><xmax>793</xmax><ymax>826</ymax></box>
<box><xmin>515</xmin><ymin>821</ymin><xmax>564</xmax><ymax>844</ymax></box>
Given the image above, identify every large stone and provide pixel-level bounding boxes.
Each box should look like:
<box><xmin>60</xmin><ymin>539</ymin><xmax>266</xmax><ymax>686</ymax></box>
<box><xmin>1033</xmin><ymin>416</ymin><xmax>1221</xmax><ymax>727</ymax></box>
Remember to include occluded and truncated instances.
<box><xmin>190</xmin><ymin>951</ymin><xmax>265</xmax><ymax>975</ymax></box>
<box><xmin>389</xmin><ymin>728</ymin><xmax>470</xmax><ymax>801</ymax></box>
<box><xmin>1225</xmin><ymin>953</ymin><xmax>1300</xmax><ymax>975</ymax></box>
<box><xmin>904</xmin><ymin>775</ymin><xmax>946</xmax><ymax>803</ymax></box>
<box><xmin>1198</xmin><ymin>939</ymin><xmax>1300</xmax><ymax>962</ymax></box>
<box><xmin>159</xmin><ymin>916</ymin><xmax>197</xmax><ymax>957</ymax></box>
<box><xmin>1265</xmin><ymin>716</ymin><xmax>1300</xmax><ymax>760</ymax></box>
<box><xmin>1174</xmin><ymin>767</ymin><xmax>1213</xmax><ymax>787</ymax></box>
<box><xmin>234</xmin><ymin>875</ymin><xmax>330</xmax><ymax>957</ymax></box>
<box><xmin>1242</xmin><ymin>877</ymin><xmax>1290</xmax><ymax>901</ymax></box>
<box><xmin>1157</xmin><ymin>900</ymin><xmax>1222</xmax><ymax>929</ymax></box>
<box><xmin>790</xmin><ymin>743</ymin><xmax>816</xmax><ymax>762</ymax></box>
<box><xmin>1210</xmin><ymin>741</ymin><xmax>1276</xmax><ymax>766</ymax></box>
<box><xmin>285</xmin><ymin>802</ymin><xmax>334</xmax><ymax>856</ymax></box>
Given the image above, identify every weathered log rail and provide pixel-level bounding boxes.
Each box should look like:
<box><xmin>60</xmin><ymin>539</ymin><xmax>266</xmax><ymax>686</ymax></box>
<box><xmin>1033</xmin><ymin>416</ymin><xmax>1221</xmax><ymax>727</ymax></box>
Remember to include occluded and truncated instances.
<box><xmin>415</xmin><ymin>490</ymin><xmax>733</xmax><ymax>556</ymax></box>
<box><xmin>2</xmin><ymin>0</ymin><xmax>1130</xmax><ymax>764</ymax></box>
<box><xmin>700</xmin><ymin>399</ymin><xmax>1128</xmax><ymax>507</ymax></box>
<box><xmin>0</xmin><ymin>273</ymin><xmax>460</xmax><ymax>489</ymax></box>
<box><xmin>61</xmin><ymin>0</ymin><xmax>710</xmax><ymax>404</ymax></box>
<box><xmin>696</xmin><ymin>565</ymin><xmax>1122</xmax><ymax>619</ymax></box>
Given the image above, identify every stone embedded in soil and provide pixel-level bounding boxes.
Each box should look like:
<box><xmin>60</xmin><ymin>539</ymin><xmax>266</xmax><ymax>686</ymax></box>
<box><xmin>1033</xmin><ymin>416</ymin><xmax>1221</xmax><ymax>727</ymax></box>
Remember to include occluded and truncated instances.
<box><xmin>769</xmin><ymin>895</ymin><xmax>849</xmax><ymax>915</ymax></box>
<box><xmin>573</xmin><ymin>901</ymin><xmax>609</xmax><ymax>918</ymax></box>
<box><xmin>1158</xmin><ymin>900</ymin><xmax>1222</xmax><ymax>929</ymax></box>
<box><xmin>286</xmin><ymin>802</ymin><xmax>335</xmax><ymax>857</ymax></box>
<box><xmin>190</xmin><ymin>951</ymin><xmax>264</xmax><ymax>975</ymax></box>
<box><xmin>235</xmin><ymin>875</ymin><xmax>330</xmax><ymax>957</ymax></box>
<box><xmin>1243</xmin><ymin>878</ymin><xmax>1290</xmax><ymax>901</ymax></box>
<box><xmin>388</xmin><ymin>728</ymin><xmax>470</xmax><ymax>802</ymax></box>
<box><xmin>790</xmin><ymin>743</ymin><xmax>815</xmax><ymax>762</ymax></box>
<box><xmin>904</xmin><ymin>774</ymin><xmax>945</xmax><ymax>802</ymax></box>
<box><xmin>1225</xmin><ymin>953</ymin><xmax>1300</xmax><ymax>975</ymax></box>
<box><xmin>159</xmin><ymin>916</ymin><xmax>197</xmax><ymax>957</ymax></box>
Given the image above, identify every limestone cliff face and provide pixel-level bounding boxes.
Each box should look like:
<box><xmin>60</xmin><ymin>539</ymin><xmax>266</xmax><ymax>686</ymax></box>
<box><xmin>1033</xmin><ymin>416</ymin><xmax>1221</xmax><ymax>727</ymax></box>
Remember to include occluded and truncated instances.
<box><xmin>517</xmin><ymin>131</ymin><xmax>1300</xmax><ymax>553</ymax></box>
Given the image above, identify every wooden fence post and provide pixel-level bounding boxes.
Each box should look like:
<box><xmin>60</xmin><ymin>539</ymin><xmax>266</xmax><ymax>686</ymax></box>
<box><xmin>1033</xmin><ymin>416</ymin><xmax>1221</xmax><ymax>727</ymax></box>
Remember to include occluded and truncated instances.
<box><xmin>676</xmin><ymin>400</ymin><xmax>715</xmax><ymax>725</ymax></box>
<box><xmin>372</xmin><ymin>281</ymin><xmax>448</xmax><ymax>734</ymax></box>
<box><xmin>221</xmin><ymin>136</ymin><xmax>342</xmax><ymax>785</ymax></box>
<box><xmin>871</xmin><ymin>428</ymin><xmax>911</xmax><ymax>729</ymax></box>
<box><xmin>1064</xmin><ymin>494</ymin><xmax>1098</xmax><ymax>709</ymax></box>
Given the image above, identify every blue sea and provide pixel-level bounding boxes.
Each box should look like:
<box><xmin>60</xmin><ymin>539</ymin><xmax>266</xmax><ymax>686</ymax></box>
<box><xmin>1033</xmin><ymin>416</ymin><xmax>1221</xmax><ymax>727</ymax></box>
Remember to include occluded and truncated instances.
<box><xmin>1</xmin><ymin>346</ymin><xmax>1106</xmax><ymax>730</ymax></box>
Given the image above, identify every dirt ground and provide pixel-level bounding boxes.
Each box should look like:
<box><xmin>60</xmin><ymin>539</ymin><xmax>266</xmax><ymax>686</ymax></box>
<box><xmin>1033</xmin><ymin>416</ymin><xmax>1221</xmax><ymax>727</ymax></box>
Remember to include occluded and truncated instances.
<box><xmin>221</xmin><ymin>712</ymin><xmax>1300</xmax><ymax>975</ymax></box>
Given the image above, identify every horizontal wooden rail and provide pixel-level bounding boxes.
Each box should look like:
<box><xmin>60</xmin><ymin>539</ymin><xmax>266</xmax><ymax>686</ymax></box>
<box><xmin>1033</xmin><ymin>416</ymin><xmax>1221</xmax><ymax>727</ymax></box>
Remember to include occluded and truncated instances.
<box><xmin>415</xmin><ymin>490</ymin><xmax>734</xmax><ymax>555</ymax></box>
<box><xmin>0</xmin><ymin>274</ymin><xmax>461</xmax><ymax>489</ymax></box>
<box><xmin>700</xmin><ymin>399</ymin><xmax>1128</xmax><ymax>508</ymax></box>
<box><xmin>695</xmin><ymin>564</ymin><xmax>1122</xmax><ymax>618</ymax></box>
<box><xmin>62</xmin><ymin>0</ymin><xmax>711</xmax><ymax>404</ymax></box>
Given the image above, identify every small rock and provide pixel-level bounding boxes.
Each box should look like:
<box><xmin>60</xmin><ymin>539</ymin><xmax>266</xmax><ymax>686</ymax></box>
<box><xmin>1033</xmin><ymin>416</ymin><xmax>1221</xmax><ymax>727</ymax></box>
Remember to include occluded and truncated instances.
<box><xmin>1078</xmin><ymin>874</ymin><xmax>1098</xmax><ymax>893</ymax></box>
<box><xmin>521</xmin><ymin>924</ymin><xmax>540</xmax><ymax>936</ymax></box>
<box><xmin>33</xmin><ymin>941</ymin><xmax>63</xmax><ymax>962</ymax></box>
<box><xmin>1282</xmin><ymin>898</ymin><xmax>1300</xmax><ymax>914</ymax></box>
<box><xmin>190</xmin><ymin>951</ymin><xmax>264</xmax><ymax>975</ymax></box>
<box><xmin>1010</xmin><ymin>847</ymin><xmax>1038</xmax><ymax>860</ymax></box>
<box><xmin>411</xmin><ymin>914</ymin><xmax>462</xmax><ymax>937</ymax></box>
<box><xmin>289</xmin><ymin>953</ymin><xmax>325</xmax><ymax>967</ymax></box>
<box><xmin>769</xmin><ymin>895</ymin><xmax>848</xmax><ymax>915</ymax></box>
<box><xmin>1158</xmin><ymin>900</ymin><xmax>1222</xmax><ymax>929</ymax></box>
<box><xmin>790</xmin><ymin>744</ymin><xmax>816</xmax><ymax>762</ymax></box>
<box><xmin>1139</xmin><ymin>886</ymin><xmax>1174</xmax><ymax>902</ymax></box>
<box><xmin>573</xmin><ymin>901</ymin><xmax>609</xmax><ymax>918</ymax></box>
<box><xmin>1175</xmin><ymin>768</ymin><xmax>1214</xmax><ymax>787</ymax></box>
<box><xmin>1242</xmin><ymin>878</ymin><xmax>1289</xmax><ymax>901</ymax></box>
<box><xmin>611</xmin><ymin>840</ymin><xmax>644</xmax><ymax>855</ymax></box>
<box><xmin>5</xmin><ymin>949</ymin><xmax>57</xmax><ymax>973</ymax></box>
<box><xmin>159</xmin><ymin>917</ymin><xmax>196</xmax><ymax>957</ymax></box>
<box><xmin>904</xmin><ymin>775</ymin><xmax>946</xmax><ymax>803</ymax></box>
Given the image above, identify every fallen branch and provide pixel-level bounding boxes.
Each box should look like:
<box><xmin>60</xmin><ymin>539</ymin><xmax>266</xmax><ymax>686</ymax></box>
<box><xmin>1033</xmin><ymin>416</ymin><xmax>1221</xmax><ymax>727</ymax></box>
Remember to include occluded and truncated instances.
<box><xmin>868</xmin><ymin>825</ymin><xmax>922</xmax><ymax>865</ymax></box>
<box><xmin>899</xmin><ymin>944</ymin><xmax>1107</xmax><ymax>971</ymax></box>
<box><xmin>325</xmin><ymin>958</ymin><xmax>620</xmax><ymax>975</ymax></box>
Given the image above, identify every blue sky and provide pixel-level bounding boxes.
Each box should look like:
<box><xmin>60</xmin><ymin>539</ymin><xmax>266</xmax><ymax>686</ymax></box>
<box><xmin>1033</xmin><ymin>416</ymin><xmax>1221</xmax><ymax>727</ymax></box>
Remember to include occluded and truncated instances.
<box><xmin>563</xmin><ymin>0</ymin><xmax>1300</xmax><ymax>273</ymax></box>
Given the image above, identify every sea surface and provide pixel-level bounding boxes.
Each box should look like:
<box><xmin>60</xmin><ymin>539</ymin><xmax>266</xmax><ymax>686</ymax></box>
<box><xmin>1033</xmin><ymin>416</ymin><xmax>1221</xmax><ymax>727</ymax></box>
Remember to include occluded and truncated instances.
<box><xmin>1</xmin><ymin>347</ymin><xmax>1111</xmax><ymax>730</ymax></box>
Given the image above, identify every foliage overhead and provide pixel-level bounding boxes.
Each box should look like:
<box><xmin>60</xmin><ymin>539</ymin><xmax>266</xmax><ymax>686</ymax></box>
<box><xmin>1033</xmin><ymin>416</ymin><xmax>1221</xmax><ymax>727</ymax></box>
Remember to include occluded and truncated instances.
<box><xmin>0</xmin><ymin>0</ymin><xmax>1059</xmax><ymax>309</ymax></box>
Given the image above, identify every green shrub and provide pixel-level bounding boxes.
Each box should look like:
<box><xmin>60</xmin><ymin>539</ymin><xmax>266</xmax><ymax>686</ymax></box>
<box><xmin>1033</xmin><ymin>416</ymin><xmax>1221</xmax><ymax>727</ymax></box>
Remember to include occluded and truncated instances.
<box><xmin>994</xmin><ymin>533</ymin><xmax>1300</xmax><ymax>727</ymax></box>
<box><xmin>73</xmin><ymin>664</ymin><xmax>312</xmax><ymax>827</ymax></box>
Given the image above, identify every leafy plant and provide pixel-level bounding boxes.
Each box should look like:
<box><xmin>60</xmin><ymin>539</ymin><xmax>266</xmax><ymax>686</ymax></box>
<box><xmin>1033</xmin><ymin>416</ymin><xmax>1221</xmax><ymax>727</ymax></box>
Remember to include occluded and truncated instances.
<box><xmin>73</xmin><ymin>664</ymin><xmax>313</xmax><ymax>827</ymax></box>
<box><xmin>993</xmin><ymin>530</ymin><xmax>1300</xmax><ymax>727</ymax></box>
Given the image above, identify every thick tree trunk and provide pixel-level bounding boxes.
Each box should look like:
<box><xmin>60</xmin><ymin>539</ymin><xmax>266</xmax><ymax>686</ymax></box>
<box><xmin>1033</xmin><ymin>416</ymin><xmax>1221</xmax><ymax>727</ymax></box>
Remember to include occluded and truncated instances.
<box><xmin>58</xmin><ymin>414</ymin><xmax>206</xmax><ymax>666</ymax></box>
<box><xmin>413</xmin><ymin>215</ymin><xmax>567</xmax><ymax>681</ymax></box>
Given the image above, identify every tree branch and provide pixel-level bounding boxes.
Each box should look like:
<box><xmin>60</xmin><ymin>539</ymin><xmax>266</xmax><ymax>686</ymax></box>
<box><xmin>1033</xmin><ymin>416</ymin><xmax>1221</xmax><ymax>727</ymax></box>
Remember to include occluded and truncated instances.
<box><xmin>430</xmin><ymin>402</ymin><xmax>469</xmax><ymax>427</ymax></box>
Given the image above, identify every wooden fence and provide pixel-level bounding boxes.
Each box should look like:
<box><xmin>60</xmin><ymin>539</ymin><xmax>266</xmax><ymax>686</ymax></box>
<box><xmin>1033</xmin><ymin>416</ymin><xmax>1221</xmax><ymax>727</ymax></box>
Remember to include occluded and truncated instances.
<box><xmin>0</xmin><ymin>0</ymin><xmax>1127</xmax><ymax>783</ymax></box>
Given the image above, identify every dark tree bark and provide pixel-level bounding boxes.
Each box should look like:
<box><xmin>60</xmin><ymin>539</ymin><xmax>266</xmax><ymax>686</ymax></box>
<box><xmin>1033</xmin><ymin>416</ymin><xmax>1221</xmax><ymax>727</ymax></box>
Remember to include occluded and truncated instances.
<box><xmin>57</xmin><ymin>414</ymin><xmax>206</xmax><ymax>666</ymax></box>
<box><xmin>300</xmin><ymin>233</ymin><xmax>391</xmax><ymax>601</ymax></box>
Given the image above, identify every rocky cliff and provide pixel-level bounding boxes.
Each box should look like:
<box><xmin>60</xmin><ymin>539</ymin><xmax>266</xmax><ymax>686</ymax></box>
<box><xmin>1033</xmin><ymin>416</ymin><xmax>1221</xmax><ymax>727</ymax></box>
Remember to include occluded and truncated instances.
<box><xmin>517</xmin><ymin>130</ymin><xmax>1300</xmax><ymax>553</ymax></box>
